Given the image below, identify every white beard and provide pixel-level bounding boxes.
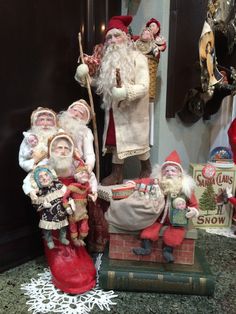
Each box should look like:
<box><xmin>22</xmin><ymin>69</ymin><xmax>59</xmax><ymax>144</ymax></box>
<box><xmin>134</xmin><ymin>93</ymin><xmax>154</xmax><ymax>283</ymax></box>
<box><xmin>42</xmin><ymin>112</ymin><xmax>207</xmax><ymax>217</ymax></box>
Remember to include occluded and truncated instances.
<box><xmin>30</xmin><ymin>126</ymin><xmax>57</xmax><ymax>144</ymax></box>
<box><xmin>96</xmin><ymin>43</ymin><xmax>135</xmax><ymax>109</ymax></box>
<box><xmin>58</xmin><ymin>111</ymin><xmax>88</xmax><ymax>143</ymax></box>
<box><xmin>49</xmin><ymin>154</ymin><xmax>74</xmax><ymax>177</ymax></box>
<box><xmin>160</xmin><ymin>176</ymin><xmax>183</xmax><ymax>196</ymax></box>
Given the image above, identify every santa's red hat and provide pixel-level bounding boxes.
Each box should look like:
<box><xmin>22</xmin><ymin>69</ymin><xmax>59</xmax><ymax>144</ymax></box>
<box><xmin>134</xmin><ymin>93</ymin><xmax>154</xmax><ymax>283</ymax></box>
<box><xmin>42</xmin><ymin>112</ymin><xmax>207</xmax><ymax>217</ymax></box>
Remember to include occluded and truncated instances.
<box><xmin>161</xmin><ymin>150</ymin><xmax>183</xmax><ymax>173</ymax></box>
<box><xmin>105</xmin><ymin>15</ymin><xmax>132</xmax><ymax>35</ymax></box>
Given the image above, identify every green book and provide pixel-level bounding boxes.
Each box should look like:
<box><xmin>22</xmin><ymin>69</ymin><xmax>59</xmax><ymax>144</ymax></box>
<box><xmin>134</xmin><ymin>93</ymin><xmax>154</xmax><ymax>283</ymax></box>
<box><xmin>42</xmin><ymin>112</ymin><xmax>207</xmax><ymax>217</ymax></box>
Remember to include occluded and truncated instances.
<box><xmin>99</xmin><ymin>247</ymin><xmax>215</xmax><ymax>296</ymax></box>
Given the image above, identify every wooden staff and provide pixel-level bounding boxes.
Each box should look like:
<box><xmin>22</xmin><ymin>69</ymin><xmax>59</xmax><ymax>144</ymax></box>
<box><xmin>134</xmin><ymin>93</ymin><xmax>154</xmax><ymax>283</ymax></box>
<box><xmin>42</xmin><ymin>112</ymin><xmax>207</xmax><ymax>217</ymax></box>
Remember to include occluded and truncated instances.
<box><xmin>78</xmin><ymin>32</ymin><xmax>100</xmax><ymax>182</ymax></box>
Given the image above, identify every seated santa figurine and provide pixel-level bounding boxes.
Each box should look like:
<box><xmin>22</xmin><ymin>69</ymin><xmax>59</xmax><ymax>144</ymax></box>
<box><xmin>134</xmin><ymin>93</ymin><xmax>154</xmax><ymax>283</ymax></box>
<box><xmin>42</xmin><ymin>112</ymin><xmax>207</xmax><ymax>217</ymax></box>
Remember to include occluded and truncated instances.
<box><xmin>133</xmin><ymin>151</ymin><xmax>199</xmax><ymax>263</ymax></box>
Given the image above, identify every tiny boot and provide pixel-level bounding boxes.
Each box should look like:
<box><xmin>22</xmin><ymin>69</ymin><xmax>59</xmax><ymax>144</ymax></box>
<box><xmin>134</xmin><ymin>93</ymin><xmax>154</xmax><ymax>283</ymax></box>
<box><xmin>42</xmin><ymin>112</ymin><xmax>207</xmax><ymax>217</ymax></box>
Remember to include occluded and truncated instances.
<box><xmin>43</xmin><ymin>229</ymin><xmax>55</xmax><ymax>249</ymax></box>
<box><xmin>139</xmin><ymin>159</ymin><xmax>152</xmax><ymax>178</ymax></box>
<box><xmin>59</xmin><ymin>227</ymin><xmax>70</xmax><ymax>245</ymax></box>
<box><xmin>133</xmin><ymin>239</ymin><xmax>152</xmax><ymax>255</ymax></box>
<box><xmin>163</xmin><ymin>246</ymin><xmax>174</xmax><ymax>263</ymax></box>
<box><xmin>101</xmin><ymin>163</ymin><xmax>123</xmax><ymax>186</ymax></box>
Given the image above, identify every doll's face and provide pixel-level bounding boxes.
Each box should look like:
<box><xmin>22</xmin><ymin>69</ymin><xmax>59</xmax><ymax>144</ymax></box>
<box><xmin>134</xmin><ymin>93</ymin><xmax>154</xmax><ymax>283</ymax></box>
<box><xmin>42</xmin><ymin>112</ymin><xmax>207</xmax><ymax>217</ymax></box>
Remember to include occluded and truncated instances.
<box><xmin>74</xmin><ymin>170</ymin><xmax>89</xmax><ymax>183</ymax></box>
<box><xmin>38</xmin><ymin>171</ymin><xmax>52</xmax><ymax>187</ymax></box>
<box><xmin>162</xmin><ymin>165</ymin><xmax>181</xmax><ymax>178</ymax></box>
<box><xmin>141</xmin><ymin>29</ymin><xmax>153</xmax><ymax>42</ymax></box>
<box><xmin>105</xmin><ymin>29</ymin><xmax>126</xmax><ymax>46</ymax></box>
<box><xmin>35</xmin><ymin>113</ymin><xmax>56</xmax><ymax>130</ymax></box>
<box><xmin>149</xmin><ymin>22</ymin><xmax>159</xmax><ymax>35</ymax></box>
<box><xmin>28</xmin><ymin>134</ymin><xmax>38</xmax><ymax>147</ymax></box>
<box><xmin>175</xmin><ymin>200</ymin><xmax>186</xmax><ymax>210</ymax></box>
<box><xmin>68</xmin><ymin>104</ymin><xmax>89</xmax><ymax>121</ymax></box>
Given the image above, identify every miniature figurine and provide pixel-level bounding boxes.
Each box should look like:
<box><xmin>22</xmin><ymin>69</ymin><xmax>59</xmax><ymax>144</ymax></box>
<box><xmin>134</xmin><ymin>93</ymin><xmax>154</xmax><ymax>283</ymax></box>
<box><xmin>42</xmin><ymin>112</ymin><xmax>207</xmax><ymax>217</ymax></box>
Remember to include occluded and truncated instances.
<box><xmin>75</xmin><ymin>15</ymin><xmax>151</xmax><ymax>184</ymax></box>
<box><xmin>133</xmin><ymin>151</ymin><xmax>199</xmax><ymax>263</ymax></box>
<box><xmin>58</xmin><ymin>99</ymin><xmax>95</xmax><ymax>172</ymax></box>
<box><xmin>19</xmin><ymin>107</ymin><xmax>58</xmax><ymax>172</ymax></box>
<box><xmin>29</xmin><ymin>166</ymin><xmax>70</xmax><ymax>249</ymax></box>
<box><xmin>63</xmin><ymin>160</ymin><xmax>98</xmax><ymax>247</ymax></box>
<box><xmin>145</xmin><ymin>17</ymin><xmax>167</xmax><ymax>61</ymax></box>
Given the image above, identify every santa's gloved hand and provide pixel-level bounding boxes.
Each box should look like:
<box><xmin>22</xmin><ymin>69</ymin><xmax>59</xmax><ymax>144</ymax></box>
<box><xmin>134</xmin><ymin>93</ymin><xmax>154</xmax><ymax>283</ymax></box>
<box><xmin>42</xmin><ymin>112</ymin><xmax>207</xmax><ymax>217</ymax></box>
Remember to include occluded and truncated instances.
<box><xmin>186</xmin><ymin>207</ymin><xmax>199</xmax><ymax>219</ymax></box>
<box><xmin>226</xmin><ymin>186</ymin><xmax>233</xmax><ymax>198</ymax></box>
<box><xmin>88</xmin><ymin>192</ymin><xmax>98</xmax><ymax>202</ymax></box>
<box><xmin>74</xmin><ymin>64</ymin><xmax>89</xmax><ymax>83</ymax></box>
<box><xmin>112</xmin><ymin>86</ymin><xmax>127</xmax><ymax>102</ymax></box>
<box><xmin>29</xmin><ymin>191</ymin><xmax>38</xmax><ymax>202</ymax></box>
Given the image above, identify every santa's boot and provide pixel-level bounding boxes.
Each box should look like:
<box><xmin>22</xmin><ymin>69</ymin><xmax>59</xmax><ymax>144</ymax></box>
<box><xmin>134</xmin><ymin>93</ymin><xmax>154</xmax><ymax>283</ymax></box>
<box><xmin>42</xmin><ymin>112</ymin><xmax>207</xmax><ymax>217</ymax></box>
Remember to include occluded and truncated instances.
<box><xmin>59</xmin><ymin>227</ymin><xmax>70</xmax><ymax>245</ymax></box>
<box><xmin>133</xmin><ymin>239</ymin><xmax>152</xmax><ymax>255</ymax></box>
<box><xmin>139</xmin><ymin>159</ymin><xmax>152</xmax><ymax>178</ymax></box>
<box><xmin>163</xmin><ymin>246</ymin><xmax>174</xmax><ymax>263</ymax></box>
<box><xmin>43</xmin><ymin>230</ymin><xmax>55</xmax><ymax>249</ymax></box>
<box><xmin>101</xmin><ymin>163</ymin><xmax>123</xmax><ymax>186</ymax></box>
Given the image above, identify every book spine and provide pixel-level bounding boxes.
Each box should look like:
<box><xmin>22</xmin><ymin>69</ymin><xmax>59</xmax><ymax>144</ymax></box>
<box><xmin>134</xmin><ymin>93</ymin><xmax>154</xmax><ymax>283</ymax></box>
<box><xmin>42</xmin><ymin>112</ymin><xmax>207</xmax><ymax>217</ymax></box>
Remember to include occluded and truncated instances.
<box><xmin>99</xmin><ymin>270</ymin><xmax>215</xmax><ymax>296</ymax></box>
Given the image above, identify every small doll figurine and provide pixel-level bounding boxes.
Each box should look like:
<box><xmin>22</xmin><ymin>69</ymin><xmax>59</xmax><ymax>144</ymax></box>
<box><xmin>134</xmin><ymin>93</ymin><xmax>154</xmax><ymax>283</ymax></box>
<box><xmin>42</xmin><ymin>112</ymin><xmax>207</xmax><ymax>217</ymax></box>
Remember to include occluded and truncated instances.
<box><xmin>170</xmin><ymin>197</ymin><xmax>188</xmax><ymax>227</ymax></box>
<box><xmin>146</xmin><ymin>17</ymin><xmax>167</xmax><ymax>61</ymax></box>
<box><xmin>22</xmin><ymin>131</ymin><xmax>47</xmax><ymax>161</ymax></box>
<box><xmin>63</xmin><ymin>161</ymin><xmax>98</xmax><ymax>247</ymax></box>
<box><xmin>29</xmin><ymin>166</ymin><xmax>70</xmax><ymax>249</ymax></box>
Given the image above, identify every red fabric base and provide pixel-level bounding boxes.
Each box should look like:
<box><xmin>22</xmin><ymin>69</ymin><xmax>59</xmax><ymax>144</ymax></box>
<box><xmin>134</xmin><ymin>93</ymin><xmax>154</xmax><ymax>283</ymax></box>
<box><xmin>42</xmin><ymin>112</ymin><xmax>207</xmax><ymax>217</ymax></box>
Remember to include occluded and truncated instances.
<box><xmin>44</xmin><ymin>233</ymin><xmax>96</xmax><ymax>294</ymax></box>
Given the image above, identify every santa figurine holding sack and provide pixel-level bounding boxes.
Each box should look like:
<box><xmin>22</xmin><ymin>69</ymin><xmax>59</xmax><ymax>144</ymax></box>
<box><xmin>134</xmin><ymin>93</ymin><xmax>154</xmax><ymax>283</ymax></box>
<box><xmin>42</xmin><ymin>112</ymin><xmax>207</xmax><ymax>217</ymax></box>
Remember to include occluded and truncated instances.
<box><xmin>133</xmin><ymin>151</ymin><xmax>199</xmax><ymax>263</ymax></box>
<box><xmin>75</xmin><ymin>15</ymin><xmax>151</xmax><ymax>185</ymax></box>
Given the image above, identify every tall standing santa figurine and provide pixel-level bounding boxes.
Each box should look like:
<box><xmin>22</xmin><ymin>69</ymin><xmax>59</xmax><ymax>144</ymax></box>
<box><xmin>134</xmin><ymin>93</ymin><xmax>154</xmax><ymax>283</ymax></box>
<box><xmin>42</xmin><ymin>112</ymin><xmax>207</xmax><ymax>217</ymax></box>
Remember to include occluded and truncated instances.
<box><xmin>133</xmin><ymin>151</ymin><xmax>199</xmax><ymax>263</ymax></box>
<box><xmin>75</xmin><ymin>15</ymin><xmax>151</xmax><ymax>185</ymax></box>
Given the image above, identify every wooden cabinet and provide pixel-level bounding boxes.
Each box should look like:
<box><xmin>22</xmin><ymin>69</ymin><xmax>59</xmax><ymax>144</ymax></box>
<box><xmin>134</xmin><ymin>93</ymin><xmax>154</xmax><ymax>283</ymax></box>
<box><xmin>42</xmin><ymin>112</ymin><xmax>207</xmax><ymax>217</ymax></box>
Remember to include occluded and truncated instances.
<box><xmin>0</xmin><ymin>0</ymin><xmax>121</xmax><ymax>272</ymax></box>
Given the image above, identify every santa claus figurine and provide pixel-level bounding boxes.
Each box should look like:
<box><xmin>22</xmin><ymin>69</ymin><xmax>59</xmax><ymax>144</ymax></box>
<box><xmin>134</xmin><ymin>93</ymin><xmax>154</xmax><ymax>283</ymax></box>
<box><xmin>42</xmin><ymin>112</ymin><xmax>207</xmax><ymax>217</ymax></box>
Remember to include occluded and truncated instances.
<box><xmin>19</xmin><ymin>107</ymin><xmax>58</xmax><ymax>172</ymax></box>
<box><xmin>133</xmin><ymin>151</ymin><xmax>199</xmax><ymax>263</ymax></box>
<box><xmin>58</xmin><ymin>99</ymin><xmax>95</xmax><ymax>173</ymax></box>
<box><xmin>75</xmin><ymin>15</ymin><xmax>151</xmax><ymax>185</ymax></box>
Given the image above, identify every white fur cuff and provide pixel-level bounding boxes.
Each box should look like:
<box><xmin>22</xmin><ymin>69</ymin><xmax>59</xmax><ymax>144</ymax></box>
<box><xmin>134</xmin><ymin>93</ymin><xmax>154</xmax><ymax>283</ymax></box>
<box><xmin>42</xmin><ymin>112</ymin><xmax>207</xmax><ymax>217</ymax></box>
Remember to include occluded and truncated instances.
<box><xmin>186</xmin><ymin>207</ymin><xmax>199</xmax><ymax>219</ymax></box>
<box><xmin>75</xmin><ymin>64</ymin><xmax>89</xmax><ymax>81</ymax></box>
<box><xmin>112</xmin><ymin>86</ymin><xmax>127</xmax><ymax>102</ymax></box>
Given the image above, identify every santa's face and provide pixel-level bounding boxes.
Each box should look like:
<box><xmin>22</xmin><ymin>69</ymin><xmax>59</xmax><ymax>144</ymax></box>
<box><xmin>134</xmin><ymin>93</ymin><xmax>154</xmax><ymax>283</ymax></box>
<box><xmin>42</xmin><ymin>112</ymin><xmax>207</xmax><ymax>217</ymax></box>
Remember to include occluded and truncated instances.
<box><xmin>35</xmin><ymin>113</ymin><xmax>56</xmax><ymax>130</ymax></box>
<box><xmin>38</xmin><ymin>171</ymin><xmax>52</xmax><ymax>187</ymax></box>
<box><xmin>74</xmin><ymin>170</ymin><xmax>89</xmax><ymax>183</ymax></box>
<box><xmin>149</xmin><ymin>22</ymin><xmax>159</xmax><ymax>36</ymax></box>
<box><xmin>53</xmin><ymin>139</ymin><xmax>72</xmax><ymax>157</ymax></box>
<box><xmin>68</xmin><ymin>104</ymin><xmax>88</xmax><ymax>122</ymax></box>
<box><xmin>105</xmin><ymin>29</ymin><xmax>126</xmax><ymax>46</ymax></box>
<box><xmin>162</xmin><ymin>165</ymin><xmax>181</xmax><ymax>178</ymax></box>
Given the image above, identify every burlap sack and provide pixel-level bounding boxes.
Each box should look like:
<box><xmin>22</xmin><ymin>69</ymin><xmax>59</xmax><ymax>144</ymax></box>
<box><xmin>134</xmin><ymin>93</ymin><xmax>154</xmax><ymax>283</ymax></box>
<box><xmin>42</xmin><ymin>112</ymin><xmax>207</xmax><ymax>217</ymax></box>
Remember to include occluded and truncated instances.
<box><xmin>105</xmin><ymin>191</ymin><xmax>165</xmax><ymax>231</ymax></box>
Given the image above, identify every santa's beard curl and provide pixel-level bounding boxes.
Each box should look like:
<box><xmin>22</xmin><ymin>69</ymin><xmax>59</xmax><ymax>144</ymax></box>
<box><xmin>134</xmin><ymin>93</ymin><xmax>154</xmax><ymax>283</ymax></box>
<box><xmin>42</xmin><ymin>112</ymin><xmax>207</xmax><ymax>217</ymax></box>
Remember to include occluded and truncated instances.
<box><xmin>160</xmin><ymin>176</ymin><xmax>183</xmax><ymax>196</ymax></box>
<box><xmin>49</xmin><ymin>154</ymin><xmax>74</xmax><ymax>177</ymax></box>
<box><xmin>96</xmin><ymin>43</ymin><xmax>135</xmax><ymax>109</ymax></box>
<box><xmin>58</xmin><ymin>111</ymin><xmax>87</xmax><ymax>142</ymax></box>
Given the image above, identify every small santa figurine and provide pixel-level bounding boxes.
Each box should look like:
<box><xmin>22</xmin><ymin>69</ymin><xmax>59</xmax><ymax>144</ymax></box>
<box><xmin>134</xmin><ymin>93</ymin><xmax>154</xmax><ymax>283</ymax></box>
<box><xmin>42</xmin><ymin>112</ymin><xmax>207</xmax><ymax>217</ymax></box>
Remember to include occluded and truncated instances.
<box><xmin>133</xmin><ymin>150</ymin><xmax>199</xmax><ymax>263</ymax></box>
<box><xmin>58</xmin><ymin>99</ymin><xmax>95</xmax><ymax>173</ymax></box>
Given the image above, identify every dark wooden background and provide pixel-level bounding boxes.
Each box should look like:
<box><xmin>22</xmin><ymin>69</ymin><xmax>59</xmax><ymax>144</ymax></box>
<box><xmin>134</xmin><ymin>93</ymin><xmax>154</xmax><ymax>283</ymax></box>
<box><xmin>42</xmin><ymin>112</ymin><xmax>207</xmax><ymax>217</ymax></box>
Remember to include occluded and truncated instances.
<box><xmin>0</xmin><ymin>0</ymin><xmax>121</xmax><ymax>272</ymax></box>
